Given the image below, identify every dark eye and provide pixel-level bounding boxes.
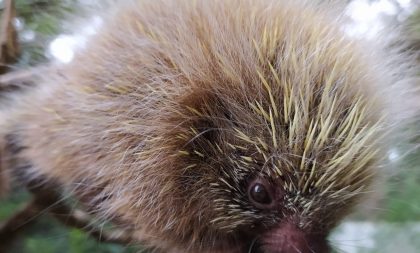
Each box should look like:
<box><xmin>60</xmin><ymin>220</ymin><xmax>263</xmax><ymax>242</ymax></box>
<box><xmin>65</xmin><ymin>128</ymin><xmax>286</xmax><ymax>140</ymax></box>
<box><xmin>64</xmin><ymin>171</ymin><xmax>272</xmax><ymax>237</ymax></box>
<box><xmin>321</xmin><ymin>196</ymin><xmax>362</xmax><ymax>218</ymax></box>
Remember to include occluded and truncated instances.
<box><xmin>248</xmin><ymin>182</ymin><xmax>272</xmax><ymax>206</ymax></box>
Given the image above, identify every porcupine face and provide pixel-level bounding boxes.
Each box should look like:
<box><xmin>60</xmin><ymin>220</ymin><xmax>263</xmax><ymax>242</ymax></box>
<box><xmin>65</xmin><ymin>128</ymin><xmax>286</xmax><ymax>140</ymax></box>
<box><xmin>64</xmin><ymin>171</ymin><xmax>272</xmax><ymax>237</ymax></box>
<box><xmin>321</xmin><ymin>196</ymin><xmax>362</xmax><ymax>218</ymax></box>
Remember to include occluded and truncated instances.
<box><xmin>159</xmin><ymin>3</ymin><xmax>385</xmax><ymax>252</ymax></box>
<box><xmin>174</xmin><ymin>66</ymin><xmax>381</xmax><ymax>253</ymax></box>
<box><xmin>157</xmin><ymin>5</ymin><xmax>385</xmax><ymax>253</ymax></box>
<box><xmin>16</xmin><ymin>1</ymin><xmax>386</xmax><ymax>253</ymax></box>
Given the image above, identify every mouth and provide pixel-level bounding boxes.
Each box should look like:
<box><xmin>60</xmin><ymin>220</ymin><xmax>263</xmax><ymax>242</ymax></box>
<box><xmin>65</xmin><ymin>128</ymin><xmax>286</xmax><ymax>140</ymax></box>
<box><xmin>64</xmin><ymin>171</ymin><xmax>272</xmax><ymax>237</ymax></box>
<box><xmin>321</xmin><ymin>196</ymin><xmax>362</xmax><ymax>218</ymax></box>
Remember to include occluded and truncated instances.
<box><xmin>245</xmin><ymin>222</ymin><xmax>331</xmax><ymax>253</ymax></box>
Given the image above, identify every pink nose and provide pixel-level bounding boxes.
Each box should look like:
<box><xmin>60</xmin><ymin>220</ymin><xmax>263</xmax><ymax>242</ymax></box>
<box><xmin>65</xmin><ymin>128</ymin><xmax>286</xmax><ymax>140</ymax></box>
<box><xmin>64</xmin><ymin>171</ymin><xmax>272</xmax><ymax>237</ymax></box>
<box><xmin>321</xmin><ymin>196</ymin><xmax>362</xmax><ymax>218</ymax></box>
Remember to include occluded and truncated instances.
<box><xmin>261</xmin><ymin>222</ymin><xmax>330</xmax><ymax>253</ymax></box>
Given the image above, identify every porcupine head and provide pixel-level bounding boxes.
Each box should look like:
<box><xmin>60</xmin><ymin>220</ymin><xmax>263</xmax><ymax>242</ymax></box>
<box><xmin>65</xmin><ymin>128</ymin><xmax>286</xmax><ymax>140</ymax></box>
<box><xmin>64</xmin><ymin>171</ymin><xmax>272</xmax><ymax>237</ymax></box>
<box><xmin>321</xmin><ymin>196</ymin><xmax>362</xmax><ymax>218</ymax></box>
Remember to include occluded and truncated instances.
<box><xmin>0</xmin><ymin>0</ymin><xmax>415</xmax><ymax>253</ymax></box>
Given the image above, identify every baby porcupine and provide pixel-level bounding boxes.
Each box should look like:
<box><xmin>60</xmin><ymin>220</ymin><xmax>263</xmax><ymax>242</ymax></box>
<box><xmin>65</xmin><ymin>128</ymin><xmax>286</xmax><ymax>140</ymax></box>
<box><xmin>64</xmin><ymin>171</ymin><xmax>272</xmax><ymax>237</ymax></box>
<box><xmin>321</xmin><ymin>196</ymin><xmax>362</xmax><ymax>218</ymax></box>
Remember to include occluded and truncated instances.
<box><xmin>0</xmin><ymin>0</ymin><xmax>414</xmax><ymax>252</ymax></box>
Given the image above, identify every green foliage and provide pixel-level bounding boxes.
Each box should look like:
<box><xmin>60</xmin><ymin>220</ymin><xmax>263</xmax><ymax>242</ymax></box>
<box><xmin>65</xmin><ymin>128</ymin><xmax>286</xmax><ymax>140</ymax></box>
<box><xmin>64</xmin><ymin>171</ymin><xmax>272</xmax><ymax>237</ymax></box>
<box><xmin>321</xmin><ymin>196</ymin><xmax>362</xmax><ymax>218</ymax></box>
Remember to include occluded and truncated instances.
<box><xmin>68</xmin><ymin>229</ymin><xmax>136</xmax><ymax>253</ymax></box>
<box><xmin>12</xmin><ymin>0</ymin><xmax>79</xmax><ymax>66</ymax></box>
<box><xmin>382</xmin><ymin>146</ymin><xmax>420</xmax><ymax>221</ymax></box>
<box><xmin>2</xmin><ymin>197</ymin><xmax>138</xmax><ymax>253</ymax></box>
<box><xmin>407</xmin><ymin>9</ymin><xmax>420</xmax><ymax>39</ymax></box>
<box><xmin>0</xmin><ymin>190</ymin><xmax>30</xmax><ymax>220</ymax></box>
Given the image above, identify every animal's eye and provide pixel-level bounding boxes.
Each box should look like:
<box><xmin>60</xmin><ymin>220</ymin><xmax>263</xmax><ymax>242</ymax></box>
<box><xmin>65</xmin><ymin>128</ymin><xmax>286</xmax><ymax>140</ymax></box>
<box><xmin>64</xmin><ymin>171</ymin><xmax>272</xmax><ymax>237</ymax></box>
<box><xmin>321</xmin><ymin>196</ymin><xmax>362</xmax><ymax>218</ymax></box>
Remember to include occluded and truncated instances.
<box><xmin>248</xmin><ymin>181</ymin><xmax>272</xmax><ymax>207</ymax></box>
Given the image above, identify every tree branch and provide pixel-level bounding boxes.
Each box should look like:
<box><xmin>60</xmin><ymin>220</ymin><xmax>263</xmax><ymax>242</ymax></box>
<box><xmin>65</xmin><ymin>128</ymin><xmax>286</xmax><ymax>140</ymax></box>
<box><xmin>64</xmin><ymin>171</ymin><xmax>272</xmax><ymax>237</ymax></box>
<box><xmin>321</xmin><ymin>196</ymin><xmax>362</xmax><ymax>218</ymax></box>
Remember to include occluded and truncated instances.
<box><xmin>0</xmin><ymin>0</ymin><xmax>20</xmax><ymax>74</ymax></box>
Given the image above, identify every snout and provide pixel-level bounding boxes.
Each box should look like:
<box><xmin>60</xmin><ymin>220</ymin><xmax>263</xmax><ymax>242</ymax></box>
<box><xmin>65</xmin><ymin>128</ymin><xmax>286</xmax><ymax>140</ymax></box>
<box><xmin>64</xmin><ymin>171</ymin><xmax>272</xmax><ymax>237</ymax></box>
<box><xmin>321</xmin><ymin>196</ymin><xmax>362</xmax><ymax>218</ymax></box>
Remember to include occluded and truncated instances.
<box><xmin>259</xmin><ymin>222</ymin><xmax>330</xmax><ymax>253</ymax></box>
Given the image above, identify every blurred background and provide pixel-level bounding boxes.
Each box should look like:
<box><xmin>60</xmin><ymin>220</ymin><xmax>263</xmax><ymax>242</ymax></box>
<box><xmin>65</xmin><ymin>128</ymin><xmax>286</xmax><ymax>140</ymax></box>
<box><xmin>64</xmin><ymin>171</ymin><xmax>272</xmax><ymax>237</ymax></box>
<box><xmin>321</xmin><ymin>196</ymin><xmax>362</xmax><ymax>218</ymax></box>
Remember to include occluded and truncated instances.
<box><xmin>0</xmin><ymin>0</ymin><xmax>419</xmax><ymax>252</ymax></box>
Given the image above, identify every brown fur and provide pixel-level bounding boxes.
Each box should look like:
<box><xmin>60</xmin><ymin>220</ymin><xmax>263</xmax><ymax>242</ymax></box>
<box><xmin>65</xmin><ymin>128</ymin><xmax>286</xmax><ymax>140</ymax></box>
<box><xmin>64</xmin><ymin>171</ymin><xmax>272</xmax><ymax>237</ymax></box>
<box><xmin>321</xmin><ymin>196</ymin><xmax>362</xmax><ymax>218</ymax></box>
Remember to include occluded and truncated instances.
<box><xmin>0</xmin><ymin>0</ymin><xmax>415</xmax><ymax>252</ymax></box>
